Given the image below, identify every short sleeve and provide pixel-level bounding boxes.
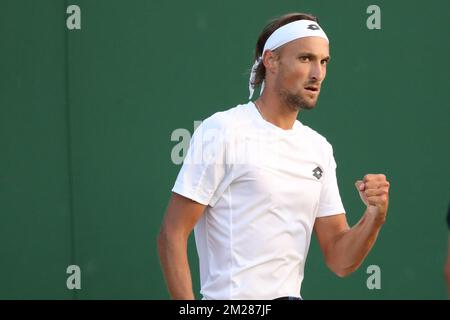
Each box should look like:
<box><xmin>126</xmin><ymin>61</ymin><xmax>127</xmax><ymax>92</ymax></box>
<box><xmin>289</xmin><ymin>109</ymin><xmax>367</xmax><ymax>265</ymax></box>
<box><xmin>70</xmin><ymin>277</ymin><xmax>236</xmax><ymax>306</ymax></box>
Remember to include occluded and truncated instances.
<box><xmin>316</xmin><ymin>144</ymin><xmax>346</xmax><ymax>218</ymax></box>
<box><xmin>171</xmin><ymin>114</ymin><xmax>229</xmax><ymax>207</ymax></box>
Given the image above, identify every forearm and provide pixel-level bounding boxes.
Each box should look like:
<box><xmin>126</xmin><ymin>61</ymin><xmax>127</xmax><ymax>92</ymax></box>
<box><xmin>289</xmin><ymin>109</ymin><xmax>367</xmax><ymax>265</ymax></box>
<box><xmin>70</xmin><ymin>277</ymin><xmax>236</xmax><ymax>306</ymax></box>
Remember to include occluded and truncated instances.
<box><xmin>328</xmin><ymin>208</ymin><xmax>385</xmax><ymax>277</ymax></box>
<box><xmin>157</xmin><ymin>231</ymin><xmax>195</xmax><ymax>299</ymax></box>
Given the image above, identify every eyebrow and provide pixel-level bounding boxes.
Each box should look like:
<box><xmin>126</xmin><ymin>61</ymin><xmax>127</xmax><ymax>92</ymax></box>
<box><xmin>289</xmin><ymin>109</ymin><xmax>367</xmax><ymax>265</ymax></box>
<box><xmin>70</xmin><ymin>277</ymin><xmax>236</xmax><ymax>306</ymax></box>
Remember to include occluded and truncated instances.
<box><xmin>297</xmin><ymin>52</ymin><xmax>331</xmax><ymax>62</ymax></box>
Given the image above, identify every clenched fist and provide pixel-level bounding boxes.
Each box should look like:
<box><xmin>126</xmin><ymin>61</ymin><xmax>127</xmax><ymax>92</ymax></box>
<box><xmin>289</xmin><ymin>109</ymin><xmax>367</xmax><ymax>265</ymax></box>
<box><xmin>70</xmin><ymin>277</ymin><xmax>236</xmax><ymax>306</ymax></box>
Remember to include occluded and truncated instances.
<box><xmin>355</xmin><ymin>174</ymin><xmax>390</xmax><ymax>223</ymax></box>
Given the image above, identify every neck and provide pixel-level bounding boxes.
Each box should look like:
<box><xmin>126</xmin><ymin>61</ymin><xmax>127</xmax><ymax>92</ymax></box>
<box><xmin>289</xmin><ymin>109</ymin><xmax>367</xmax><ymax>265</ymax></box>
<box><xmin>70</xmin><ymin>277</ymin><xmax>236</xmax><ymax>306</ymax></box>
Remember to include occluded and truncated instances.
<box><xmin>255</xmin><ymin>93</ymin><xmax>299</xmax><ymax>130</ymax></box>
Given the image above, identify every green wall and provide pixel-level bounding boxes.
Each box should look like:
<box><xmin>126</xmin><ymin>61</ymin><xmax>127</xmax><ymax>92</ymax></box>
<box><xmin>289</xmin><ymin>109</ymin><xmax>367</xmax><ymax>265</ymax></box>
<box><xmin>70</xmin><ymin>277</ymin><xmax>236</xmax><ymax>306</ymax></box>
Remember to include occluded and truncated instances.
<box><xmin>0</xmin><ymin>0</ymin><xmax>449</xmax><ymax>299</ymax></box>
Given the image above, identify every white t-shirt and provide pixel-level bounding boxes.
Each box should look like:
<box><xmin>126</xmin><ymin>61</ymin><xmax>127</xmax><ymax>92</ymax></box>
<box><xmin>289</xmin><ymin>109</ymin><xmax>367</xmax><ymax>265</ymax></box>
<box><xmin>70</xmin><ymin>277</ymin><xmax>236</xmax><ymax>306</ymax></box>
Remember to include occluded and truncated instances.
<box><xmin>172</xmin><ymin>101</ymin><xmax>346</xmax><ymax>300</ymax></box>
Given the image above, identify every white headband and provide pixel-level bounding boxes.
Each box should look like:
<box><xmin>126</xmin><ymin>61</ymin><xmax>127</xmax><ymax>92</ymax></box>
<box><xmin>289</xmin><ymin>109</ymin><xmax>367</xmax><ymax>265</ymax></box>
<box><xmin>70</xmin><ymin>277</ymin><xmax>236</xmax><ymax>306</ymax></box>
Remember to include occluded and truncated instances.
<box><xmin>248</xmin><ymin>19</ymin><xmax>329</xmax><ymax>99</ymax></box>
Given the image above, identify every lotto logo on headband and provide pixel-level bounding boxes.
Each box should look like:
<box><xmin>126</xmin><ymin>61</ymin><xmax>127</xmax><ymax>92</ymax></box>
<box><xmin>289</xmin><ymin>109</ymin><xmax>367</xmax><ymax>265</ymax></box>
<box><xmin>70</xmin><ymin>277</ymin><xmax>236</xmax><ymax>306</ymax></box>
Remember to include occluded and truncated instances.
<box><xmin>307</xmin><ymin>24</ymin><xmax>320</xmax><ymax>31</ymax></box>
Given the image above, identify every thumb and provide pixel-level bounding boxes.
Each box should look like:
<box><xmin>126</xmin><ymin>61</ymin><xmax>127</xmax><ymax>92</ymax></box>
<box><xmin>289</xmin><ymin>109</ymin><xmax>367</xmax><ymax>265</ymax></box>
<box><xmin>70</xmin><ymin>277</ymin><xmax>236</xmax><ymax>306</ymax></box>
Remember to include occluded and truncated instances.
<box><xmin>355</xmin><ymin>180</ymin><xmax>369</xmax><ymax>207</ymax></box>
<box><xmin>355</xmin><ymin>180</ymin><xmax>365</xmax><ymax>192</ymax></box>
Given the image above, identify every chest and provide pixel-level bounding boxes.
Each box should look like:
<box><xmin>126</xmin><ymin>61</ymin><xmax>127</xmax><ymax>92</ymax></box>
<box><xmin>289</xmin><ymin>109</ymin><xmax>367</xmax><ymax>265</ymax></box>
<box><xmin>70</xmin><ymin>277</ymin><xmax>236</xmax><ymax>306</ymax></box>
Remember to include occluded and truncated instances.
<box><xmin>229</xmin><ymin>135</ymin><xmax>326</xmax><ymax>215</ymax></box>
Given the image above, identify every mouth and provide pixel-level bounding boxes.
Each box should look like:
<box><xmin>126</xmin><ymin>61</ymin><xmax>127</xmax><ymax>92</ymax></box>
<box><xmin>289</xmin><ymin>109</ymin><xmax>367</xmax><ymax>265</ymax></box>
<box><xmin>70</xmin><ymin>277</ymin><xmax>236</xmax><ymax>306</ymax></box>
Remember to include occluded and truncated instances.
<box><xmin>304</xmin><ymin>85</ymin><xmax>319</xmax><ymax>93</ymax></box>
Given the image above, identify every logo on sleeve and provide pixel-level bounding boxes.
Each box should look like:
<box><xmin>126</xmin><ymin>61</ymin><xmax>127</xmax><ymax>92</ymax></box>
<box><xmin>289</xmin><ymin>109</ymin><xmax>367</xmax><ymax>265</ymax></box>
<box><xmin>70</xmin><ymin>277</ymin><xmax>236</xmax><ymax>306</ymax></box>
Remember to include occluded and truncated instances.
<box><xmin>312</xmin><ymin>166</ymin><xmax>323</xmax><ymax>180</ymax></box>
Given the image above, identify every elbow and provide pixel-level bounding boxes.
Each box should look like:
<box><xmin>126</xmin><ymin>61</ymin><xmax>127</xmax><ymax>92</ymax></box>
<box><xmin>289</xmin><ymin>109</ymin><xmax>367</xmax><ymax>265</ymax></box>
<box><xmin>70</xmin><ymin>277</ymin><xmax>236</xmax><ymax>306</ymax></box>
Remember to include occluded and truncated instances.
<box><xmin>157</xmin><ymin>224</ymin><xmax>187</xmax><ymax>256</ymax></box>
<box><xmin>324</xmin><ymin>248</ymin><xmax>363</xmax><ymax>278</ymax></box>
<box><xmin>334</xmin><ymin>267</ymin><xmax>355</xmax><ymax>278</ymax></box>
<box><xmin>327</xmin><ymin>260</ymin><xmax>359</xmax><ymax>278</ymax></box>
<box><xmin>157</xmin><ymin>226</ymin><xmax>169</xmax><ymax>257</ymax></box>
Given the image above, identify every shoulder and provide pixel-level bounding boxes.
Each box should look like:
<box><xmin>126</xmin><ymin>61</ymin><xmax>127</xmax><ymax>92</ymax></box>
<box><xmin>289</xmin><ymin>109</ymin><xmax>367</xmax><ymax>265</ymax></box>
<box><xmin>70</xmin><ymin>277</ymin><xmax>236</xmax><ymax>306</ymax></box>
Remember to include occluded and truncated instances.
<box><xmin>197</xmin><ymin>103</ymin><xmax>252</xmax><ymax>132</ymax></box>
<box><xmin>301</xmin><ymin>124</ymin><xmax>334</xmax><ymax>153</ymax></box>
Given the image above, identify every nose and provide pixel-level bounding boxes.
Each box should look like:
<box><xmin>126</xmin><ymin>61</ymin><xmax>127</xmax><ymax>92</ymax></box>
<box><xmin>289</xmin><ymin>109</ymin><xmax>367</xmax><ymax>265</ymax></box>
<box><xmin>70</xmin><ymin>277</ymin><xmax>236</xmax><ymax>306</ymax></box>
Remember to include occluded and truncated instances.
<box><xmin>310</xmin><ymin>61</ymin><xmax>325</xmax><ymax>82</ymax></box>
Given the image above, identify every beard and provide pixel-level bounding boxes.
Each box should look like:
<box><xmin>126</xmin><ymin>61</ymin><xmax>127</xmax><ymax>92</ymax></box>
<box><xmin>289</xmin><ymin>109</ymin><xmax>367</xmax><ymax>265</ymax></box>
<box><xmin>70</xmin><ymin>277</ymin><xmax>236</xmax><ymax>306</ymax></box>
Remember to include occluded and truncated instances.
<box><xmin>278</xmin><ymin>88</ymin><xmax>318</xmax><ymax>111</ymax></box>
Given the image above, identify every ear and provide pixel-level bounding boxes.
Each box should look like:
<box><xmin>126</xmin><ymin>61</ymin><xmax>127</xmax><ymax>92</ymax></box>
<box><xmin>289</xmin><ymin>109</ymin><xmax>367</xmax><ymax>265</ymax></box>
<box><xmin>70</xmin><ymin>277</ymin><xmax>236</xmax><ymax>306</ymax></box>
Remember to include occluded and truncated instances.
<box><xmin>262</xmin><ymin>50</ymin><xmax>280</xmax><ymax>74</ymax></box>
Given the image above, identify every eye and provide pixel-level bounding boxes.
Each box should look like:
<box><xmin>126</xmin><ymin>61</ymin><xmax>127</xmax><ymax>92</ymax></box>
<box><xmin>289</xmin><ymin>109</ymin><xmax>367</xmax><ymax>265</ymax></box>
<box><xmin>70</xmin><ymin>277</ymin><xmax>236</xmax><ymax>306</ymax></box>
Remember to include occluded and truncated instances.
<box><xmin>299</xmin><ymin>56</ymin><xmax>310</xmax><ymax>62</ymax></box>
<box><xmin>321</xmin><ymin>59</ymin><xmax>329</xmax><ymax>65</ymax></box>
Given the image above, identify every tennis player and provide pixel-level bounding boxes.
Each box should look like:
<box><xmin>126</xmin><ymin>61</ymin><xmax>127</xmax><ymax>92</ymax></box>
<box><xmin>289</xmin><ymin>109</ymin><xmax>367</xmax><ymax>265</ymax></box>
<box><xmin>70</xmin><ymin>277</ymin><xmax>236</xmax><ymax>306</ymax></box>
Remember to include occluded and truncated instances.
<box><xmin>158</xmin><ymin>12</ymin><xmax>390</xmax><ymax>300</ymax></box>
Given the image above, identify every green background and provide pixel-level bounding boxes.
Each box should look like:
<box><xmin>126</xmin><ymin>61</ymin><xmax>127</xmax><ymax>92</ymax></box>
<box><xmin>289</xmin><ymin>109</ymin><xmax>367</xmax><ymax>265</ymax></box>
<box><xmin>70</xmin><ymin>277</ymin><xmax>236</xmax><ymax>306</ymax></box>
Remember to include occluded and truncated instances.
<box><xmin>1</xmin><ymin>0</ymin><xmax>449</xmax><ymax>299</ymax></box>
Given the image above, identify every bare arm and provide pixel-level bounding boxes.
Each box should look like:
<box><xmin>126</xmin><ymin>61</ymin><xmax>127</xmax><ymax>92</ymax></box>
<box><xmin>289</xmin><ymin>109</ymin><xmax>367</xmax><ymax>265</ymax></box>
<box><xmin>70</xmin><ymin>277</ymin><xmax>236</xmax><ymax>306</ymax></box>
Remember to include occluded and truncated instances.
<box><xmin>157</xmin><ymin>192</ymin><xmax>206</xmax><ymax>299</ymax></box>
<box><xmin>314</xmin><ymin>209</ymin><xmax>385</xmax><ymax>277</ymax></box>
<box><xmin>314</xmin><ymin>174</ymin><xmax>390</xmax><ymax>277</ymax></box>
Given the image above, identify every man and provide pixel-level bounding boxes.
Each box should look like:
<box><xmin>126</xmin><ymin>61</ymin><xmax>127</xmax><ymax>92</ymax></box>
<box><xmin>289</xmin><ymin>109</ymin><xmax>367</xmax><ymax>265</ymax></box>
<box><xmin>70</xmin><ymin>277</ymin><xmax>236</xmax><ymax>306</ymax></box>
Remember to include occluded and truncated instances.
<box><xmin>158</xmin><ymin>12</ymin><xmax>390</xmax><ymax>300</ymax></box>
